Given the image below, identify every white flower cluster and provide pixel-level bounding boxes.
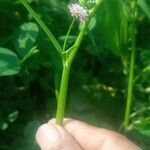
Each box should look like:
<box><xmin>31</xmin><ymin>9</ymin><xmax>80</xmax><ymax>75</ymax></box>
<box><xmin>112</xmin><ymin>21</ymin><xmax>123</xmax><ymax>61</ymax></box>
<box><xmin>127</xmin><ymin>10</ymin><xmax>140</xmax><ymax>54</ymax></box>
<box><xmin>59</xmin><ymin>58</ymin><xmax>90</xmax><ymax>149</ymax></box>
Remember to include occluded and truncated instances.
<box><xmin>68</xmin><ymin>3</ymin><xmax>89</xmax><ymax>23</ymax></box>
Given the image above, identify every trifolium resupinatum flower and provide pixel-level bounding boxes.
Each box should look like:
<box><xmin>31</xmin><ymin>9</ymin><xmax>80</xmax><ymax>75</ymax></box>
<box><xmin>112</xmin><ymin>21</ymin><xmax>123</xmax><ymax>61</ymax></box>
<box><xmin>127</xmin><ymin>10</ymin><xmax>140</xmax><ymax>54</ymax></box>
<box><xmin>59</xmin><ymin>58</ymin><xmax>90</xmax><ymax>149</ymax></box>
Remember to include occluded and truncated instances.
<box><xmin>68</xmin><ymin>3</ymin><xmax>89</xmax><ymax>23</ymax></box>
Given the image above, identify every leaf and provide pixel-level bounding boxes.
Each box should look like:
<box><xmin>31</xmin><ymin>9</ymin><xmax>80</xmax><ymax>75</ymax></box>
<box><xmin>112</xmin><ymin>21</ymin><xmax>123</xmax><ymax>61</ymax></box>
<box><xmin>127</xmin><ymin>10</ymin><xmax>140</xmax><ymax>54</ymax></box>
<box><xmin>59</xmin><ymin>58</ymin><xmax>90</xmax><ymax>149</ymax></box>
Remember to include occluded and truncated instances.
<box><xmin>97</xmin><ymin>0</ymin><xmax>128</xmax><ymax>56</ymax></box>
<box><xmin>133</xmin><ymin>118</ymin><xmax>150</xmax><ymax>137</ymax></box>
<box><xmin>138</xmin><ymin>0</ymin><xmax>150</xmax><ymax>19</ymax></box>
<box><xmin>14</xmin><ymin>22</ymin><xmax>39</xmax><ymax>59</ymax></box>
<box><xmin>88</xmin><ymin>17</ymin><xmax>96</xmax><ymax>31</ymax></box>
<box><xmin>0</xmin><ymin>47</ymin><xmax>20</xmax><ymax>76</ymax></box>
<box><xmin>21</xmin><ymin>46</ymin><xmax>40</xmax><ymax>63</ymax></box>
<box><xmin>59</xmin><ymin>35</ymin><xmax>77</xmax><ymax>45</ymax></box>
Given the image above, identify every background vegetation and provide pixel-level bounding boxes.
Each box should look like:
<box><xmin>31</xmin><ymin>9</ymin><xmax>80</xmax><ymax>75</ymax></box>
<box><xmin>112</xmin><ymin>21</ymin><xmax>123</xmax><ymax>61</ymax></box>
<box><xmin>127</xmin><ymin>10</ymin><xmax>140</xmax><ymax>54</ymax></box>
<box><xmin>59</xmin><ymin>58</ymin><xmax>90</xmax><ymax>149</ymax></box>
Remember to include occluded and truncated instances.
<box><xmin>0</xmin><ymin>0</ymin><xmax>150</xmax><ymax>149</ymax></box>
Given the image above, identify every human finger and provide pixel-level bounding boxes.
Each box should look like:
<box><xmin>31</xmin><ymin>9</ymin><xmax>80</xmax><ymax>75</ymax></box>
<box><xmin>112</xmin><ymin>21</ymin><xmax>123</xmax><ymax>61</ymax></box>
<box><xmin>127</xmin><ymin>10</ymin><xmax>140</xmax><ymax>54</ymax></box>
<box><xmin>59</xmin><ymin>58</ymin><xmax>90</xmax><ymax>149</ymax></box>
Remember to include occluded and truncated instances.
<box><xmin>36</xmin><ymin>122</ymin><xmax>82</xmax><ymax>150</ymax></box>
<box><xmin>62</xmin><ymin>119</ymin><xmax>141</xmax><ymax>150</ymax></box>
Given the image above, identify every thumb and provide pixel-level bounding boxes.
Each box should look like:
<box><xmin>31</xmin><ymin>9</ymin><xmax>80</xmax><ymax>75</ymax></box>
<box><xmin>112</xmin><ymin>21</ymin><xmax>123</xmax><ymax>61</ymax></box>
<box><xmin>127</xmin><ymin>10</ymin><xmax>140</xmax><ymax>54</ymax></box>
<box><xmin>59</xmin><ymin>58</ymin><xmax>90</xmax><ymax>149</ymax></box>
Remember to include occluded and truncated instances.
<box><xmin>36</xmin><ymin>122</ymin><xmax>82</xmax><ymax>150</ymax></box>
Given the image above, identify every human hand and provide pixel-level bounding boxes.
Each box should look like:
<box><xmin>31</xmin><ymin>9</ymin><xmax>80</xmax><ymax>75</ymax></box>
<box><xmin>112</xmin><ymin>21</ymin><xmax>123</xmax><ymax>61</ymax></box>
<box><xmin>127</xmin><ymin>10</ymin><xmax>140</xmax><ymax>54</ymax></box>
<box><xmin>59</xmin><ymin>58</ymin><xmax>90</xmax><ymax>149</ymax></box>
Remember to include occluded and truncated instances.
<box><xmin>36</xmin><ymin>118</ymin><xmax>141</xmax><ymax>150</ymax></box>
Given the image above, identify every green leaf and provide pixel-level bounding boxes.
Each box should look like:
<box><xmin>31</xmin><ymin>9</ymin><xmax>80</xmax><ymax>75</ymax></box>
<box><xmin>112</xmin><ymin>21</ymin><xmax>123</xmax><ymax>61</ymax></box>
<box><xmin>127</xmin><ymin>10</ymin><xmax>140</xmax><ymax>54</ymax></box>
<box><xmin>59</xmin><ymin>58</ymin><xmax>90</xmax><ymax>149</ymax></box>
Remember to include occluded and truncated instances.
<box><xmin>138</xmin><ymin>0</ymin><xmax>150</xmax><ymax>19</ymax></box>
<box><xmin>88</xmin><ymin>17</ymin><xmax>96</xmax><ymax>31</ymax></box>
<box><xmin>0</xmin><ymin>47</ymin><xmax>20</xmax><ymax>76</ymax></box>
<box><xmin>21</xmin><ymin>0</ymin><xmax>62</xmax><ymax>53</ymax></box>
<box><xmin>97</xmin><ymin>0</ymin><xmax>128</xmax><ymax>56</ymax></box>
<box><xmin>133</xmin><ymin>118</ymin><xmax>150</xmax><ymax>137</ymax></box>
<box><xmin>21</xmin><ymin>46</ymin><xmax>40</xmax><ymax>63</ymax></box>
<box><xmin>14</xmin><ymin>22</ymin><xmax>39</xmax><ymax>59</ymax></box>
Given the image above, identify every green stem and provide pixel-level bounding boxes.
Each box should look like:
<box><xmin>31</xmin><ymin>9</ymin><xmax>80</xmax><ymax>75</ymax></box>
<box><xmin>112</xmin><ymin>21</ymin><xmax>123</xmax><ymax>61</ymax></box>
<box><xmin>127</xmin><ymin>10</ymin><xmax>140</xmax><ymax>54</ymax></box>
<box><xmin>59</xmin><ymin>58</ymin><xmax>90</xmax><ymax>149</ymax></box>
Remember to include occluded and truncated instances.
<box><xmin>124</xmin><ymin>0</ymin><xmax>137</xmax><ymax>129</ymax></box>
<box><xmin>56</xmin><ymin>63</ymin><xmax>70</xmax><ymax>125</ymax></box>
<box><xmin>21</xmin><ymin>0</ymin><xmax>62</xmax><ymax>52</ymax></box>
<box><xmin>56</xmin><ymin>0</ymin><xmax>103</xmax><ymax>125</ymax></box>
<box><xmin>63</xmin><ymin>18</ymin><xmax>75</xmax><ymax>51</ymax></box>
<box><xmin>67</xmin><ymin>0</ymin><xmax>103</xmax><ymax>65</ymax></box>
<box><xmin>67</xmin><ymin>23</ymin><xmax>88</xmax><ymax>65</ymax></box>
<box><xmin>124</xmin><ymin>40</ymin><xmax>136</xmax><ymax>129</ymax></box>
<box><xmin>55</xmin><ymin>23</ymin><xmax>88</xmax><ymax>125</ymax></box>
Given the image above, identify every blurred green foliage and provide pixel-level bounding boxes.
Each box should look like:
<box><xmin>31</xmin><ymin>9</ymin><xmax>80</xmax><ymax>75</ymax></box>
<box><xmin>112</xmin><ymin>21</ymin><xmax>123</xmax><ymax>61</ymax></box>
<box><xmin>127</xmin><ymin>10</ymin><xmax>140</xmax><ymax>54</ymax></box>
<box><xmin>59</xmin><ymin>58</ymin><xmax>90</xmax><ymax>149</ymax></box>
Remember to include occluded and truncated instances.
<box><xmin>0</xmin><ymin>0</ymin><xmax>150</xmax><ymax>149</ymax></box>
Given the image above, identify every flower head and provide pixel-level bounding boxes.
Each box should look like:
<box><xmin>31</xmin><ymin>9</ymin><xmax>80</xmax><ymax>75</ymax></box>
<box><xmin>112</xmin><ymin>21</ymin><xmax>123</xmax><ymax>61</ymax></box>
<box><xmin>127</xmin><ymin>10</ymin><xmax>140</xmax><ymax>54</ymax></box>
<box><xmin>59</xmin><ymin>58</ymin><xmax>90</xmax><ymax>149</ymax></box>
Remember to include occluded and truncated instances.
<box><xmin>68</xmin><ymin>3</ymin><xmax>89</xmax><ymax>23</ymax></box>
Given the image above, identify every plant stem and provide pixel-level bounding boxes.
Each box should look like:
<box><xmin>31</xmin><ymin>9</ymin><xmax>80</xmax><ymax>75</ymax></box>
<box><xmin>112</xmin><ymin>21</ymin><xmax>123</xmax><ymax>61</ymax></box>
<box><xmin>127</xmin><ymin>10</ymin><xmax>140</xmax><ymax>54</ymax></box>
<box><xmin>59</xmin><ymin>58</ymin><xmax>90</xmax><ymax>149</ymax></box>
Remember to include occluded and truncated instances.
<box><xmin>56</xmin><ymin>0</ymin><xmax>103</xmax><ymax>125</ymax></box>
<box><xmin>67</xmin><ymin>0</ymin><xmax>103</xmax><ymax>65</ymax></box>
<box><xmin>63</xmin><ymin>18</ymin><xmax>75</xmax><ymax>51</ymax></box>
<box><xmin>124</xmin><ymin>39</ymin><xmax>136</xmax><ymax>129</ymax></box>
<box><xmin>124</xmin><ymin>0</ymin><xmax>137</xmax><ymax>129</ymax></box>
<box><xmin>67</xmin><ymin>23</ymin><xmax>88</xmax><ymax>65</ymax></box>
<box><xmin>56</xmin><ymin>63</ymin><xmax>70</xmax><ymax>125</ymax></box>
<box><xmin>21</xmin><ymin>0</ymin><xmax>62</xmax><ymax>52</ymax></box>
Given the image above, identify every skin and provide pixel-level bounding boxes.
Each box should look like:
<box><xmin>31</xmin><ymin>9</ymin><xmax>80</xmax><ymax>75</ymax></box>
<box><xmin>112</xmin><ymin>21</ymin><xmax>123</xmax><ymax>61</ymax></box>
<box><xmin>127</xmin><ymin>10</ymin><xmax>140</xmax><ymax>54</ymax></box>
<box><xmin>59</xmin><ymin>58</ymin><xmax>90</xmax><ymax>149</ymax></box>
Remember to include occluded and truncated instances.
<box><xmin>36</xmin><ymin>118</ymin><xmax>142</xmax><ymax>150</ymax></box>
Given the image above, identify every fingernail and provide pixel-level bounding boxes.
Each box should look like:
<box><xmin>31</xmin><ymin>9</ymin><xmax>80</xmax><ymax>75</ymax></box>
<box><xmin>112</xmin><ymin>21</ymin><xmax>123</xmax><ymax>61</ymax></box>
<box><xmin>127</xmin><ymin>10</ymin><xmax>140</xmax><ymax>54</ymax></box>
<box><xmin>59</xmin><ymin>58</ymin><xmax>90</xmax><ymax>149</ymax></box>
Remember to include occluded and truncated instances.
<box><xmin>36</xmin><ymin>123</ymin><xmax>60</xmax><ymax>149</ymax></box>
